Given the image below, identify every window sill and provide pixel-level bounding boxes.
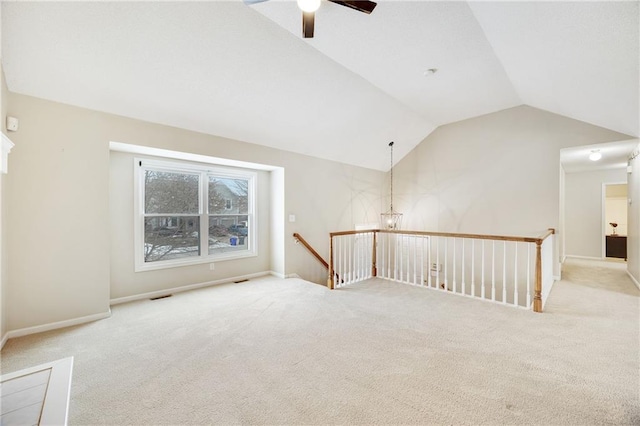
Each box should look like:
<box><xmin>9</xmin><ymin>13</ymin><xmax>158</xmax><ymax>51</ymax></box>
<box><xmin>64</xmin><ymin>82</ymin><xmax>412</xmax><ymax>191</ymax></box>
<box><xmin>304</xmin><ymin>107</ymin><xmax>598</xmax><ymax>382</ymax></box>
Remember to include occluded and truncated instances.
<box><xmin>135</xmin><ymin>250</ymin><xmax>257</xmax><ymax>272</ymax></box>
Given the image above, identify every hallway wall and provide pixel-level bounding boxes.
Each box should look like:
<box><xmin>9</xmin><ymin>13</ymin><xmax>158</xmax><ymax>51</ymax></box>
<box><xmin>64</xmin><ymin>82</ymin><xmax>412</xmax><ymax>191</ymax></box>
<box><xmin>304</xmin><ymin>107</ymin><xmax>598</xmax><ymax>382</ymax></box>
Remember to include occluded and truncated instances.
<box><xmin>564</xmin><ymin>168</ymin><xmax>627</xmax><ymax>258</ymax></box>
<box><xmin>627</xmin><ymin>142</ymin><xmax>640</xmax><ymax>285</ymax></box>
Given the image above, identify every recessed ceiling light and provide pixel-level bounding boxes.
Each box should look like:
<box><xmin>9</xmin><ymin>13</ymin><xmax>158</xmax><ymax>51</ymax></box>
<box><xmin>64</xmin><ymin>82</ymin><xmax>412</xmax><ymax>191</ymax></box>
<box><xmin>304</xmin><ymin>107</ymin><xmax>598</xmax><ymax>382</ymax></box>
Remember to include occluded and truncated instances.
<box><xmin>423</xmin><ymin>68</ymin><xmax>438</xmax><ymax>76</ymax></box>
<box><xmin>589</xmin><ymin>150</ymin><xmax>602</xmax><ymax>161</ymax></box>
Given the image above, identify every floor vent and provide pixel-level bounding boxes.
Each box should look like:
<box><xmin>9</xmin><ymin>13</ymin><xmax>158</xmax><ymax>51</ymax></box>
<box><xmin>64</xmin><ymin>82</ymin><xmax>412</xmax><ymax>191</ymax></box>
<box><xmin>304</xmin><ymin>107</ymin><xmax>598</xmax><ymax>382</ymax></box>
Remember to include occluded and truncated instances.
<box><xmin>150</xmin><ymin>294</ymin><xmax>172</xmax><ymax>301</ymax></box>
<box><xmin>234</xmin><ymin>279</ymin><xmax>249</xmax><ymax>284</ymax></box>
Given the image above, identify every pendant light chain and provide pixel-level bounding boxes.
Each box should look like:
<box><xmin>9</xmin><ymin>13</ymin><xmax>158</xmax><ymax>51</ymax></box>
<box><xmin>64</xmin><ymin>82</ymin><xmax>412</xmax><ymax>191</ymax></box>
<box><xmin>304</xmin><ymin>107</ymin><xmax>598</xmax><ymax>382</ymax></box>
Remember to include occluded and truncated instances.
<box><xmin>380</xmin><ymin>141</ymin><xmax>402</xmax><ymax>230</ymax></box>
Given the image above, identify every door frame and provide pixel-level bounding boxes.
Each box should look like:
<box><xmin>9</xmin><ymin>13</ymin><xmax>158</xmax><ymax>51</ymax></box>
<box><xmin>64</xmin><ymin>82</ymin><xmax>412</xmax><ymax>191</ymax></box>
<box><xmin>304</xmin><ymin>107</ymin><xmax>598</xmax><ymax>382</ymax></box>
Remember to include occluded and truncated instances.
<box><xmin>601</xmin><ymin>181</ymin><xmax>627</xmax><ymax>258</ymax></box>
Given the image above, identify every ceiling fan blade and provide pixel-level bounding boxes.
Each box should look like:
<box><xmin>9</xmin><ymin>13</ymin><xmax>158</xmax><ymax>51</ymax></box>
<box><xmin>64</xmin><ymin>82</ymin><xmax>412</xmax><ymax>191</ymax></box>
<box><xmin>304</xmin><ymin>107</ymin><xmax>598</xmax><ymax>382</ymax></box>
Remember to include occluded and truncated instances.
<box><xmin>302</xmin><ymin>11</ymin><xmax>315</xmax><ymax>38</ymax></box>
<box><xmin>327</xmin><ymin>0</ymin><xmax>377</xmax><ymax>14</ymax></box>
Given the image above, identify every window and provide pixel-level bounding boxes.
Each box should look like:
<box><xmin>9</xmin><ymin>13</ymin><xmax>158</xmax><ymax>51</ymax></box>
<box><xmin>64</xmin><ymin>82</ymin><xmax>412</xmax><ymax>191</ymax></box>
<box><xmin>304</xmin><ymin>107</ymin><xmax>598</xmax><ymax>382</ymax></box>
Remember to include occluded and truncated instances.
<box><xmin>135</xmin><ymin>158</ymin><xmax>256</xmax><ymax>271</ymax></box>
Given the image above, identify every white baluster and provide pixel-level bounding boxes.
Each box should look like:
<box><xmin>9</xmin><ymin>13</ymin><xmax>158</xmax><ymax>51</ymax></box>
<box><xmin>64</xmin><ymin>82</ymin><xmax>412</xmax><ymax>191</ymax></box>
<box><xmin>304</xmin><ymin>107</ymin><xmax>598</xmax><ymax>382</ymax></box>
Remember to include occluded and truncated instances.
<box><xmin>388</xmin><ymin>233</ymin><xmax>392</xmax><ymax>279</ymax></box>
<box><xmin>428</xmin><ymin>236</ymin><xmax>433</xmax><ymax>288</ymax></box>
<box><xmin>491</xmin><ymin>240</ymin><xmax>496</xmax><ymax>301</ymax></box>
<box><xmin>453</xmin><ymin>238</ymin><xmax>457</xmax><ymax>294</ymax></box>
<box><xmin>358</xmin><ymin>234</ymin><xmax>361</xmax><ymax>281</ymax></box>
<box><xmin>413</xmin><ymin>235</ymin><xmax>418</xmax><ymax>284</ymax></box>
<box><xmin>340</xmin><ymin>237</ymin><xmax>344</xmax><ymax>287</ymax></box>
<box><xmin>366</xmin><ymin>232</ymin><xmax>377</xmax><ymax>278</ymax></box>
<box><xmin>420</xmin><ymin>236</ymin><xmax>425</xmax><ymax>286</ymax></box>
<box><xmin>336</xmin><ymin>236</ymin><xmax>340</xmax><ymax>286</ymax></box>
<box><xmin>436</xmin><ymin>236</ymin><xmax>440</xmax><ymax>289</ymax></box>
<box><xmin>461</xmin><ymin>239</ymin><xmax>466</xmax><ymax>296</ymax></box>
<box><xmin>502</xmin><ymin>241</ymin><xmax>507</xmax><ymax>304</ymax></box>
<box><xmin>481</xmin><ymin>240</ymin><xmax>485</xmax><ymax>299</ymax></box>
<box><xmin>527</xmin><ymin>243</ymin><xmax>531</xmax><ymax>309</ymax></box>
<box><xmin>513</xmin><ymin>242</ymin><xmax>518</xmax><ymax>306</ymax></box>
<box><xmin>444</xmin><ymin>238</ymin><xmax>448</xmax><ymax>291</ymax></box>
<box><xmin>471</xmin><ymin>239</ymin><xmax>475</xmax><ymax>297</ymax></box>
<box><xmin>400</xmin><ymin>234</ymin><xmax>404</xmax><ymax>283</ymax></box>
<box><xmin>347</xmin><ymin>235</ymin><xmax>352</xmax><ymax>284</ymax></box>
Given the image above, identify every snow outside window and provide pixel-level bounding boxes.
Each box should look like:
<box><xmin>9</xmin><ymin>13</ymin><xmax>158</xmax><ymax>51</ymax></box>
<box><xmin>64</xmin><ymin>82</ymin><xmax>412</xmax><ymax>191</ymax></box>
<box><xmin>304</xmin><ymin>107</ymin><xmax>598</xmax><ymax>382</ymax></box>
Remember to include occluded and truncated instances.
<box><xmin>135</xmin><ymin>158</ymin><xmax>256</xmax><ymax>271</ymax></box>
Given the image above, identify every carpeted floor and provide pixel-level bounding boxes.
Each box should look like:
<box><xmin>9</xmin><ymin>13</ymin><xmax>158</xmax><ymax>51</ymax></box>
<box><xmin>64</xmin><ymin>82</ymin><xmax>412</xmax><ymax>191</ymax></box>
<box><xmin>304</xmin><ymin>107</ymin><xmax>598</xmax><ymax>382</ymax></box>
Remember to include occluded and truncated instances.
<box><xmin>1</xmin><ymin>258</ymin><xmax>638</xmax><ymax>425</ymax></box>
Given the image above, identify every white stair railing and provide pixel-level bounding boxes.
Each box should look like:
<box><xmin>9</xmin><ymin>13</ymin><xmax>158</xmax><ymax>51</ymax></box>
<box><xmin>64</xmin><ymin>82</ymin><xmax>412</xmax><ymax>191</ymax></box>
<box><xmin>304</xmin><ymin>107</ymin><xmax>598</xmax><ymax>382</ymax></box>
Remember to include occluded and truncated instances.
<box><xmin>329</xmin><ymin>229</ymin><xmax>556</xmax><ymax>312</ymax></box>
<box><xmin>330</xmin><ymin>231</ymin><xmax>375</xmax><ymax>288</ymax></box>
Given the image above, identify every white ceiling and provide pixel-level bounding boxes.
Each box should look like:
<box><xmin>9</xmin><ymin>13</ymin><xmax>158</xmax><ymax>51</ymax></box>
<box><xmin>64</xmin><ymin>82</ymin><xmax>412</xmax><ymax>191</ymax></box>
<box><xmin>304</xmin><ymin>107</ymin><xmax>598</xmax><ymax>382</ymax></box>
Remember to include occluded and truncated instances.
<box><xmin>1</xmin><ymin>1</ymin><xmax>638</xmax><ymax>171</ymax></box>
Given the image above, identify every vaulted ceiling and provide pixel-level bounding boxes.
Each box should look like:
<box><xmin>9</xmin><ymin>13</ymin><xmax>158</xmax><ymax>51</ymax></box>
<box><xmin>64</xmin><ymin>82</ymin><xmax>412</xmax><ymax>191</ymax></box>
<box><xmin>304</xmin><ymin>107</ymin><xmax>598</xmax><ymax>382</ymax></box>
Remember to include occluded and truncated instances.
<box><xmin>1</xmin><ymin>1</ymin><xmax>638</xmax><ymax>171</ymax></box>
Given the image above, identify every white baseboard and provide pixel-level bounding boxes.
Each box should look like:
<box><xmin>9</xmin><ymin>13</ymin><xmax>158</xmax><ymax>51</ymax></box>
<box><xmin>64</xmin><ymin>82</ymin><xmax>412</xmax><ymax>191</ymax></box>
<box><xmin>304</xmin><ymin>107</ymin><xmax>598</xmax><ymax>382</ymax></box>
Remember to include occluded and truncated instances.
<box><xmin>627</xmin><ymin>270</ymin><xmax>640</xmax><ymax>291</ymax></box>
<box><xmin>269</xmin><ymin>271</ymin><xmax>286</xmax><ymax>279</ymax></box>
<box><xmin>1</xmin><ymin>332</ymin><xmax>8</xmax><ymax>350</ymax></box>
<box><xmin>110</xmin><ymin>271</ymin><xmax>271</xmax><ymax>305</ymax></box>
<box><xmin>5</xmin><ymin>310</ymin><xmax>112</xmax><ymax>342</ymax></box>
<box><xmin>564</xmin><ymin>255</ymin><xmax>603</xmax><ymax>261</ymax></box>
<box><xmin>285</xmin><ymin>273</ymin><xmax>301</xmax><ymax>279</ymax></box>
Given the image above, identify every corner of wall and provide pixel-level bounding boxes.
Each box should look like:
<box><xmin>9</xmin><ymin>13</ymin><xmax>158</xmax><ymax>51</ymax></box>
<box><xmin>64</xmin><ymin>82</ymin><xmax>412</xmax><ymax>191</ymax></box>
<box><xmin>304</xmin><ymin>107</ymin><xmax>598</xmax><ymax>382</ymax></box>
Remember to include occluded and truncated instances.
<box><xmin>1</xmin><ymin>63</ymin><xmax>10</xmax><ymax>345</ymax></box>
<box><xmin>627</xmin><ymin>141</ymin><xmax>640</xmax><ymax>284</ymax></box>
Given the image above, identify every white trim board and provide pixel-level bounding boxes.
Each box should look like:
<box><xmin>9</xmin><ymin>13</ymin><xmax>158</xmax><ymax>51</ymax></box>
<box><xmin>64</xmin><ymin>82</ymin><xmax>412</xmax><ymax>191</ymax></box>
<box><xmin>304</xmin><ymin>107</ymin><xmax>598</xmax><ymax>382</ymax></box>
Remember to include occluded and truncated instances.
<box><xmin>110</xmin><ymin>271</ymin><xmax>271</xmax><ymax>305</ymax></box>
<box><xmin>1</xmin><ymin>357</ymin><xmax>74</xmax><ymax>426</ymax></box>
<box><xmin>0</xmin><ymin>332</ymin><xmax>8</xmax><ymax>350</ymax></box>
<box><xmin>5</xmin><ymin>311</ymin><xmax>111</xmax><ymax>341</ymax></box>
<box><xmin>110</xmin><ymin>141</ymin><xmax>279</xmax><ymax>171</ymax></box>
<box><xmin>1</xmin><ymin>132</ymin><xmax>15</xmax><ymax>174</ymax></box>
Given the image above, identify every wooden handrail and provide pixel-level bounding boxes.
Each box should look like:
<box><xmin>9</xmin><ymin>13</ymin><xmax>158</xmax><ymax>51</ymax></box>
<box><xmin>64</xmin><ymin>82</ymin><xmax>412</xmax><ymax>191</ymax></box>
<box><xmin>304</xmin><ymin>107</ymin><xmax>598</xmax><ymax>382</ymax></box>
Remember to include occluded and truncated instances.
<box><xmin>327</xmin><ymin>228</ymin><xmax>557</xmax><ymax>309</ymax></box>
<box><xmin>535</xmin><ymin>228</ymin><xmax>555</xmax><ymax>244</ymax></box>
<box><xmin>330</xmin><ymin>228</ymin><xmax>555</xmax><ymax>244</ymax></box>
<box><xmin>293</xmin><ymin>233</ymin><xmax>341</xmax><ymax>288</ymax></box>
<box><xmin>293</xmin><ymin>233</ymin><xmax>329</xmax><ymax>269</ymax></box>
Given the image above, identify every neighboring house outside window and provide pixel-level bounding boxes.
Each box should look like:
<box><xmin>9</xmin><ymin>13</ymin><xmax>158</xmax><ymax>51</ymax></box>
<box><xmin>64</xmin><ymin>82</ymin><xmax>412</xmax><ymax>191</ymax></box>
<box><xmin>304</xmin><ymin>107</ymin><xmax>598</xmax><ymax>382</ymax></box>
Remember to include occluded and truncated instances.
<box><xmin>135</xmin><ymin>158</ymin><xmax>256</xmax><ymax>271</ymax></box>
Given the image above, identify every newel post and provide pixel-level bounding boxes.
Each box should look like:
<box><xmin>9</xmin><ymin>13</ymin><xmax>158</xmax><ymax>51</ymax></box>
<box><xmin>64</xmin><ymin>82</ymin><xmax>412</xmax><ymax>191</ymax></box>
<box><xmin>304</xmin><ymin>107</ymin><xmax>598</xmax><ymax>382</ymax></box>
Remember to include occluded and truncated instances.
<box><xmin>533</xmin><ymin>239</ymin><xmax>543</xmax><ymax>313</ymax></box>
<box><xmin>327</xmin><ymin>235</ymin><xmax>335</xmax><ymax>289</ymax></box>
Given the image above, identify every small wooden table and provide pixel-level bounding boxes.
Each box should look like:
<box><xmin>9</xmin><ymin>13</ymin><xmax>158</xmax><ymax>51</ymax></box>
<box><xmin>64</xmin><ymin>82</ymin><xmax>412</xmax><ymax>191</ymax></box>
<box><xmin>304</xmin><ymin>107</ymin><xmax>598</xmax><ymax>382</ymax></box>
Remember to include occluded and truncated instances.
<box><xmin>606</xmin><ymin>235</ymin><xmax>627</xmax><ymax>260</ymax></box>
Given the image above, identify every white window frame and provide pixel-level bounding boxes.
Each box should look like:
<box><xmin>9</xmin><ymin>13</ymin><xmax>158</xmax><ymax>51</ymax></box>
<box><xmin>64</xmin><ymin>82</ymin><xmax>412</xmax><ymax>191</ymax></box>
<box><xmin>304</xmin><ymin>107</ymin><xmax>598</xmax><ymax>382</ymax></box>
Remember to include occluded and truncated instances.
<box><xmin>134</xmin><ymin>157</ymin><xmax>257</xmax><ymax>272</ymax></box>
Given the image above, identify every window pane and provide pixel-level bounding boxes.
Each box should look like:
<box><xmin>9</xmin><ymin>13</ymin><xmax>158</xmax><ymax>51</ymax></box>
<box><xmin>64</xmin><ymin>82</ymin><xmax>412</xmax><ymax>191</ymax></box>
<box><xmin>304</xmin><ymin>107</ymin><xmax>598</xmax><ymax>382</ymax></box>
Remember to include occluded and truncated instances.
<box><xmin>145</xmin><ymin>170</ymin><xmax>199</xmax><ymax>214</ymax></box>
<box><xmin>144</xmin><ymin>216</ymin><xmax>200</xmax><ymax>262</ymax></box>
<box><xmin>209</xmin><ymin>215</ymin><xmax>249</xmax><ymax>255</ymax></box>
<box><xmin>209</xmin><ymin>177</ymin><xmax>249</xmax><ymax>214</ymax></box>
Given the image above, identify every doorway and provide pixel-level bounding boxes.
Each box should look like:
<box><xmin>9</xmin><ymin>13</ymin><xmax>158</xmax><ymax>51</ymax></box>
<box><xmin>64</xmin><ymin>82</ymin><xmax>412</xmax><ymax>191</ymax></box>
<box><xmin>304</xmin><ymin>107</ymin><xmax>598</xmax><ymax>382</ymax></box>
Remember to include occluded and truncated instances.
<box><xmin>603</xmin><ymin>183</ymin><xmax>627</xmax><ymax>260</ymax></box>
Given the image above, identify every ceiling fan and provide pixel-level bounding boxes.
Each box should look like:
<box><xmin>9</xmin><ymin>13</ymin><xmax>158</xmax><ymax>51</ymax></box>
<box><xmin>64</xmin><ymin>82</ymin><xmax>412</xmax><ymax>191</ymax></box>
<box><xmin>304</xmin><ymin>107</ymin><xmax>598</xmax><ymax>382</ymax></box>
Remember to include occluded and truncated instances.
<box><xmin>244</xmin><ymin>0</ymin><xmax>377</xmax><ymax>38</ymax></box>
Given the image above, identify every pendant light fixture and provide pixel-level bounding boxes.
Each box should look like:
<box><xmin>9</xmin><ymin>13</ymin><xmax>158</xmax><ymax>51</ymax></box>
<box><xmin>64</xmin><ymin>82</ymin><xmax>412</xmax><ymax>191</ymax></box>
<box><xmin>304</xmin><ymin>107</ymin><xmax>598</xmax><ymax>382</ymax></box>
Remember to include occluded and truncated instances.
<box><xmin>380</xmin><ymin>141</ymin><xmax>403</xmax><ymax>230</ymax></box>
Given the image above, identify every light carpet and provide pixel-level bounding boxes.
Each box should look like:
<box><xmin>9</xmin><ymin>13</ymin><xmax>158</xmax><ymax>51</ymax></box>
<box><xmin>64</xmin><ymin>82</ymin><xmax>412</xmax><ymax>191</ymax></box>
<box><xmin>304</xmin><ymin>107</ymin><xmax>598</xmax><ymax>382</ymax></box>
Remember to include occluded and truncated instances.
<box><xmin>1</xmin><ymin>258</ymin><xmax>638</xmax><ymax>425</ymax></box>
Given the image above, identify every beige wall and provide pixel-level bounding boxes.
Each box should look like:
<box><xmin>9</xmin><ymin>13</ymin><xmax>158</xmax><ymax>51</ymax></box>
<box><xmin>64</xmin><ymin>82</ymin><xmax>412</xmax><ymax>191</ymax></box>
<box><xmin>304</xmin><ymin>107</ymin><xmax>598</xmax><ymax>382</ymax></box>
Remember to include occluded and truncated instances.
<box><xmin>392</xmin><ymin>106</ymin><xmax>631</xmax><ymax>240</ymax></box>
<box><xmin>5</xmin><ymin>92</ymin><xmax>383</xmax><ymax>331</ymax></box>
<box><xmin>628</xmin><ymin>143</ymin><xmax>640</xmax><ymax>285</ymax></box>
<box><xmin>109</xmin><ymin>151</ymin><xmax>272</xmax><ymax>299</ymax></box>
<box><xmin>565</xmin><ymin>168</ymin><xmax>627</xmax><ymax>258</ymax></box>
